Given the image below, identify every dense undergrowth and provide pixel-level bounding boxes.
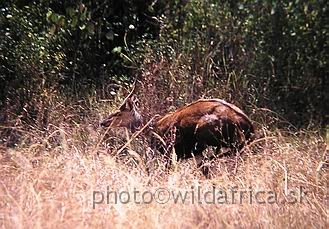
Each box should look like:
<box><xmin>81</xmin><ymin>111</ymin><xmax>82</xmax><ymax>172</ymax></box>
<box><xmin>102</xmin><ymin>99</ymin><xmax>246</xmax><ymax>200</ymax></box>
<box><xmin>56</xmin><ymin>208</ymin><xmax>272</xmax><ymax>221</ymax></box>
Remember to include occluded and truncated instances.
<box><xmin>1</xmin><ymin>1</ymin><xmax>328</xmax><ymax>228</ymax></box>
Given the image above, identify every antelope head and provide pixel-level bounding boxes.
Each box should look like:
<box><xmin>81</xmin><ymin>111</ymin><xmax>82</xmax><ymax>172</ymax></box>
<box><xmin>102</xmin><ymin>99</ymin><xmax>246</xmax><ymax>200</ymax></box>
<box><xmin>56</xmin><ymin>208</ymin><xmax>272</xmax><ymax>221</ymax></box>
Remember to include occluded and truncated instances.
<box><xmin>100</xmin><ymin>82</ymin><xmax>143</xmax><ymax>132</ymax></box>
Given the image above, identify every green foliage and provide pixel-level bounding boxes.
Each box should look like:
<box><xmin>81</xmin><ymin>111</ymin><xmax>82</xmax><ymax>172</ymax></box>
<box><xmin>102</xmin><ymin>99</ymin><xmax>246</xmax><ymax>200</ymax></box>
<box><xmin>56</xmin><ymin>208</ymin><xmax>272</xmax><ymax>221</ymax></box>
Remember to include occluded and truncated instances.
<box><xmin>138</xmin><ymin>0</ymin><xmax>327</xmax><ymax>127</ymax></box>
<box><xmin>0</xmin><ymin>0</ymin><xmax>327</xmax><ymax>133</ymax></box>
<box><xmin>240</xmin><ymin>0</ymin><xmax>328</xmax><ymax>126</ymax></box>
<box><xmin>0</xmin><ymin>0</ymin><xmax>159</xmax><ymax>128</ymax></box>
<box><xmin>0</xmin><ymin>1</ymin><xmax>63</xmax><ymax>129</ymax></box>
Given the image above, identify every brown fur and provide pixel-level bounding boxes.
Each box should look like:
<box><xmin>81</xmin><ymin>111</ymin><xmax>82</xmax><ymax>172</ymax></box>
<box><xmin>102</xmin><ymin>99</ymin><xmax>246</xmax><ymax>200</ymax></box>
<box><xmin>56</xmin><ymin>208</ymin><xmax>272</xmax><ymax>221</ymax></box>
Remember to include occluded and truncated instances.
<box><xmin>100</xmin><ymin>95</ymin><xmax>143</xmax><ymax>132</ymax></box>
<box><xmin>153</xmin><ymin>99</ymin><xmax>255</xmax><ymax>160</ymax></box>
<box><xmin>101</xmin><ymin>97</ymin><xmax>255</xmax><ymax>165</ymax></box>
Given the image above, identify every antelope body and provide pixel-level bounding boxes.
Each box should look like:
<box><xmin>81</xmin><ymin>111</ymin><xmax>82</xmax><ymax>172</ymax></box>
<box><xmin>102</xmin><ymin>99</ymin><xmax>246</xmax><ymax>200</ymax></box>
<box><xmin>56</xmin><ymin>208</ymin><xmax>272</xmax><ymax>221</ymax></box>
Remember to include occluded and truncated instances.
<box><xmin>154</xmin><ymin>99</ymin><xmax>254</xmax><ymax>159</ymax></box>
<box><xmin>100</xmin><ymin>95</ymin><xmax>255</xmax><ymax>173</ymax></box>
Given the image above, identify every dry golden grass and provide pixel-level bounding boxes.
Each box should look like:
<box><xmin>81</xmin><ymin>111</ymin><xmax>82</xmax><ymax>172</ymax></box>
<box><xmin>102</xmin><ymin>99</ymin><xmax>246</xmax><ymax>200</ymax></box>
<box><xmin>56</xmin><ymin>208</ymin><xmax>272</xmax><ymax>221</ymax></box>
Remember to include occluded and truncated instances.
<box><xmin>0</xmin><ymin>117</ymin><xmax>328</xmax><ymax>229</ymax></box>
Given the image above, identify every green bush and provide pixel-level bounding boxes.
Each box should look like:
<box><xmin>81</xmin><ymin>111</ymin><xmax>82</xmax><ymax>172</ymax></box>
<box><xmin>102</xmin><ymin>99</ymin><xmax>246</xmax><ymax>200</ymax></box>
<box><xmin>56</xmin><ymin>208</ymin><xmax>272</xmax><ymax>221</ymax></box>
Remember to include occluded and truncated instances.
<box><xmin>0</xmin><ymin>0</ymin><xmax>327</xmax><ymax>133</ymax></box>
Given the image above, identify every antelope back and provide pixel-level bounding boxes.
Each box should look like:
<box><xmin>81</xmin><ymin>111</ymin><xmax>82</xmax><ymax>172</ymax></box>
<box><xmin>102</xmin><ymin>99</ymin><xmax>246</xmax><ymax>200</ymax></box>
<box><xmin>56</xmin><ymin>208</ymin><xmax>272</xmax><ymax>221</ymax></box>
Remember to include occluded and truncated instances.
<box><xmin>154</xmin><ymin>99</ymin><xmax>255</xmax><ymax>150</ymax></box>
<box><xmin>100</xmin><ymin>95</ymin><xmax>143</xmax><ymax>132</ymax></box>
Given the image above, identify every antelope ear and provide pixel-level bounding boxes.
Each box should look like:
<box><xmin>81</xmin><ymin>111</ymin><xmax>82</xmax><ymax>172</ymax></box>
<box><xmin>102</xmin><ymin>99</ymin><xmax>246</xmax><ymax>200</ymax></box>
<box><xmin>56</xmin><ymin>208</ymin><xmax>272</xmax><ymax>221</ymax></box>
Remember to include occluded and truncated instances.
<box><xmin>125</xmin><ymin>96</ymin><xmax>134</xmax><ymax>111</ymax></box>
<box><xmin>119</xmin><ymin>97</ymin><xmax>132</xmax><ymax>111</ymax></box>
<box><xmin>119</xmin><ymin>94</ymin><xmax>137</xmax><ymax>112</ymax></box>
<box><xmin>130</xmin><ymin>94</ymin><xmax>139</xmax><ymax>105</ymax></box>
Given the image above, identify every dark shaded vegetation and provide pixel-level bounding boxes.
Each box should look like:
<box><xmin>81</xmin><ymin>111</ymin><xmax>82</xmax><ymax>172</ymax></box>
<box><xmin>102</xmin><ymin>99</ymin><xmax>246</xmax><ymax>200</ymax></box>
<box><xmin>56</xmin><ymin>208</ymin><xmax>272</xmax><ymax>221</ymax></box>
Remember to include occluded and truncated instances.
<box><xmin>0</xmin><ymin>0</ymin><xmax>328</xmax><ymax>146</ymax></box>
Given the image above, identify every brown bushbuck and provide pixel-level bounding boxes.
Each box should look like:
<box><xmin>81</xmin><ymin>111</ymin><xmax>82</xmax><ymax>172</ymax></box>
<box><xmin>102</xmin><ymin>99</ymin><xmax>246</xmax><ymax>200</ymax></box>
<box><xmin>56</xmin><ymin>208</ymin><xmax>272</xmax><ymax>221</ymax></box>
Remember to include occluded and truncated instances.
<box><xmin>100</xmin><ymin>93</ymin><xmax>255</xmax><ymax>176</ymax></box>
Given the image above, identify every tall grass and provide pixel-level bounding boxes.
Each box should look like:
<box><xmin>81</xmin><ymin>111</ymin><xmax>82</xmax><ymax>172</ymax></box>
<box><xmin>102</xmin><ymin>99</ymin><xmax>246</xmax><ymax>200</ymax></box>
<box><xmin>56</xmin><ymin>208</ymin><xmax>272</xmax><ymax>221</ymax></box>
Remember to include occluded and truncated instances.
<box><xmin>0</xmin><ymin>100</ymin><xmax>327</xmax><ymax>228</ymax></box>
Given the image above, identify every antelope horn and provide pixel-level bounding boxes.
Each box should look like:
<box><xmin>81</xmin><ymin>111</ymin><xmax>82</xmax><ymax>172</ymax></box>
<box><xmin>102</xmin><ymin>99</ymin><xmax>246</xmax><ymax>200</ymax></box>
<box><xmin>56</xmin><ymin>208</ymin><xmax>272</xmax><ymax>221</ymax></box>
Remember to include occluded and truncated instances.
<box><xmin>118</xmin><ymin>77</ymin><xmax>138</xmax><ymax>111</ymax></box>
